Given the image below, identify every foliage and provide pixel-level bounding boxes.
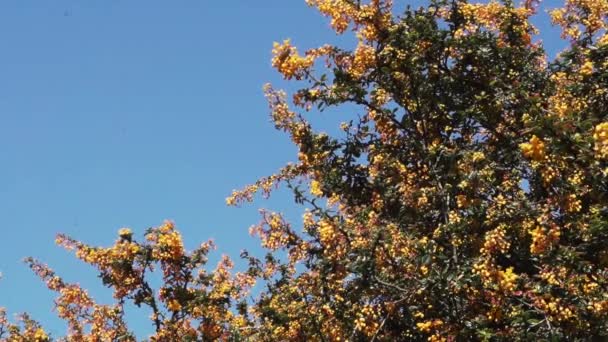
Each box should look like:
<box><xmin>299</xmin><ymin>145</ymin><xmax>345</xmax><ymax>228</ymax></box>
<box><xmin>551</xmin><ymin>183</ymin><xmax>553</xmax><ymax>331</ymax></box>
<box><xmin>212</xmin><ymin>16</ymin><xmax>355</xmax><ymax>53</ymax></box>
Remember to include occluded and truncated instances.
<box><xmin>2</xmin><ymin>0</ymin><xmax>608</xmax><ymax>340</ymax></box>
<box><xmin>2</xmin><ymin>223</ymin><xmax>254</xmax><ymax>341</ymax></box>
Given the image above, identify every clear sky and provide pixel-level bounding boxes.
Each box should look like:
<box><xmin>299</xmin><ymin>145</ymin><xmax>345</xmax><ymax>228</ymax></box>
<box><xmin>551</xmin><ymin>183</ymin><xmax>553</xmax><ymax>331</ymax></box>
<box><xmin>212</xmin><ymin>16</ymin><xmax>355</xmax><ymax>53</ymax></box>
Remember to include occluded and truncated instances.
<box><xmin>0</xmin><ymin>0</ymin><xmax>564</xmax><ymax>339</ymax></box>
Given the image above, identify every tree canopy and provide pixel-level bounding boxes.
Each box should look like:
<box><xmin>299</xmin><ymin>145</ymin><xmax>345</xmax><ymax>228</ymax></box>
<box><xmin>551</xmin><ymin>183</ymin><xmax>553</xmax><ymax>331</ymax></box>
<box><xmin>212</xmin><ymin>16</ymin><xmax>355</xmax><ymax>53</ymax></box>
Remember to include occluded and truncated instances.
<box><xmin>2</xmin><ymin>0</ymin><xmax>608</xmax><ymax>340</ymax></box>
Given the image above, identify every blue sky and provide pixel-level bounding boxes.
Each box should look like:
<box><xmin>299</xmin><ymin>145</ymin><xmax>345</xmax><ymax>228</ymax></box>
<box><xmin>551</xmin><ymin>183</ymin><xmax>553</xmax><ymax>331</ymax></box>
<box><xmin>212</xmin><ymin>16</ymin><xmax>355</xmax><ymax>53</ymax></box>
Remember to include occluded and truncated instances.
<box><xmin>0</xmin><ymin>0</ymin><xmax>564</xmax><ymax>339</ymax></box>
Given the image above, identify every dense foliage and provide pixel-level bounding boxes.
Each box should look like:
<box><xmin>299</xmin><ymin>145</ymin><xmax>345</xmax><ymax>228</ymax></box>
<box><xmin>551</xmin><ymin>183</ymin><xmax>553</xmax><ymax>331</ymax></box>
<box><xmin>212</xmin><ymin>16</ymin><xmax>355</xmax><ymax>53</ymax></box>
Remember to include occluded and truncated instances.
<box><xmin>2</xmin><ymin>0</ymin><xmax>608</xmax><ymax>340</ymax></box>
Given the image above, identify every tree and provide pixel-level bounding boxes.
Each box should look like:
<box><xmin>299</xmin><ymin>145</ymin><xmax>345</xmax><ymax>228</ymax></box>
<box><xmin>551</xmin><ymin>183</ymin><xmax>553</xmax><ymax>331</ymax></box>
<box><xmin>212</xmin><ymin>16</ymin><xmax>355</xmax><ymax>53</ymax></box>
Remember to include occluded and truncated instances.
<box><xmin>2</xmin><ymin>0</ymin><xmax>608</xmax><ymax>340</ymax></box>
<box><xmin>1</xmin><ymin>224</ymin><xmax>254</xmax><ymax>341</ymax></box>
